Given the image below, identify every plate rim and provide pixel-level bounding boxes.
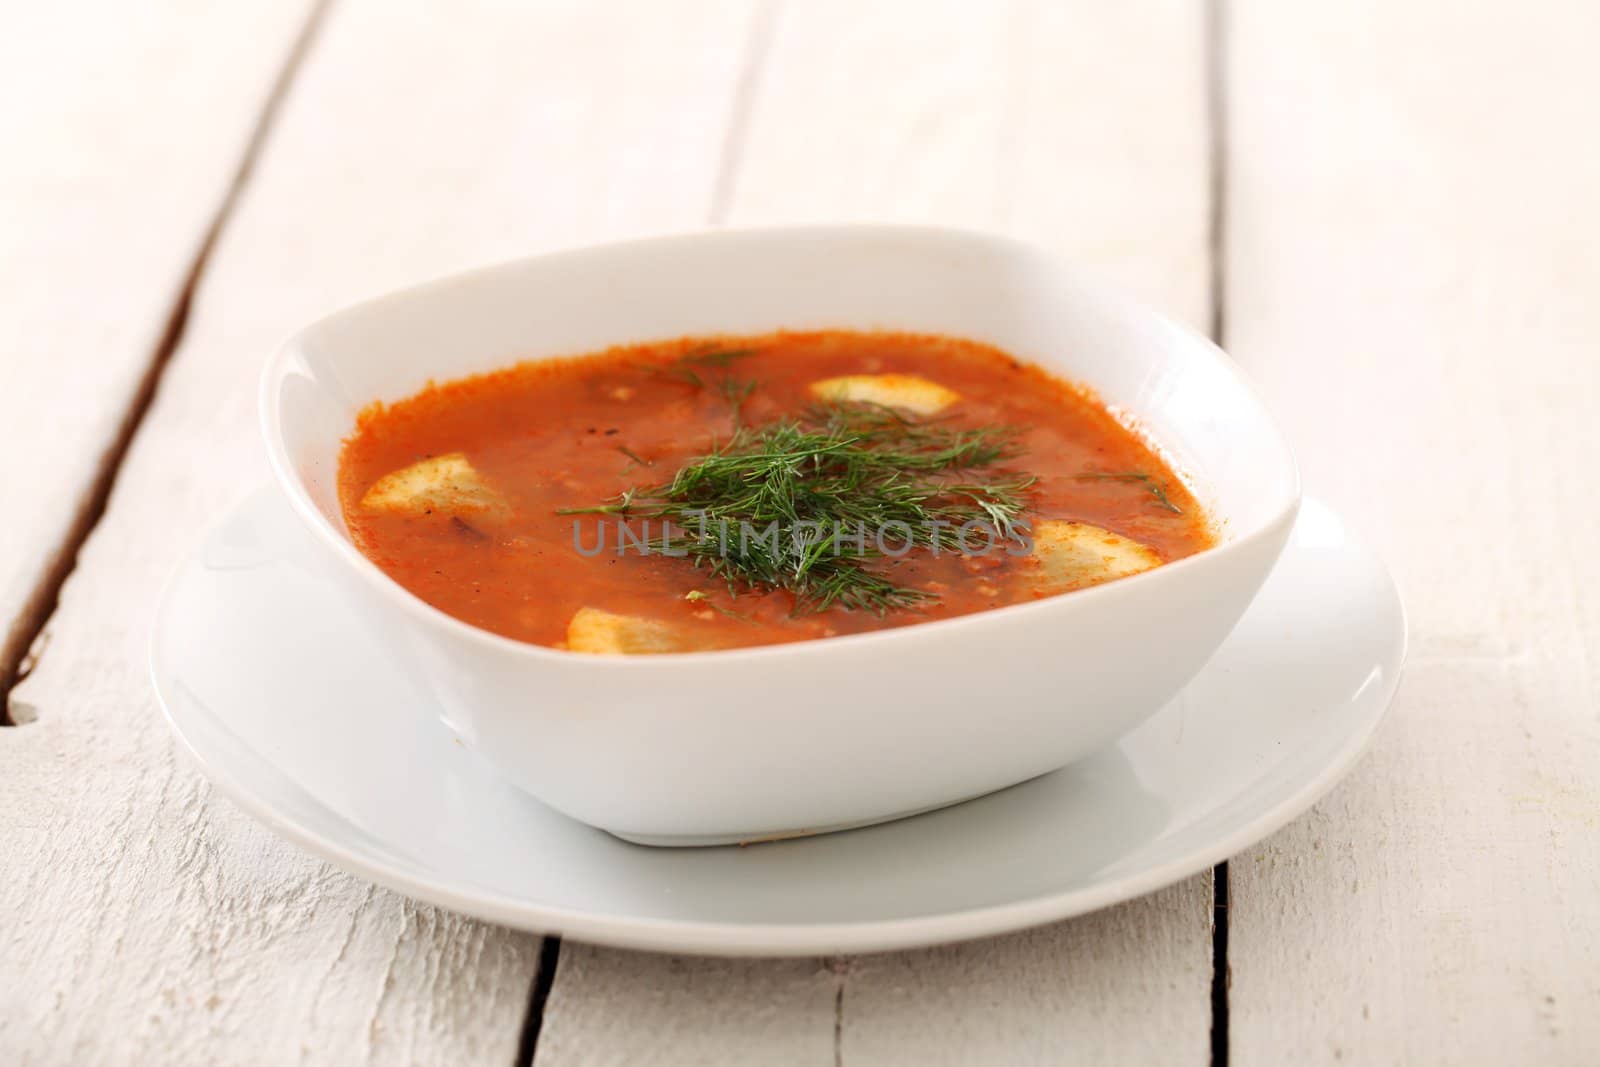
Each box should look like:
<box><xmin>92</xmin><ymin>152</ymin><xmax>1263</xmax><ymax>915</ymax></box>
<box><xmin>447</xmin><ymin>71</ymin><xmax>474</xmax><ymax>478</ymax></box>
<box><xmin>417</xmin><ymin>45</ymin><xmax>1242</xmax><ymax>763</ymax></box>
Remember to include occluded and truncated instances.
<box><xmin>151</xmin><ymin>489</ymin><xmax>1406</xmax><ymax>957</ymax></box>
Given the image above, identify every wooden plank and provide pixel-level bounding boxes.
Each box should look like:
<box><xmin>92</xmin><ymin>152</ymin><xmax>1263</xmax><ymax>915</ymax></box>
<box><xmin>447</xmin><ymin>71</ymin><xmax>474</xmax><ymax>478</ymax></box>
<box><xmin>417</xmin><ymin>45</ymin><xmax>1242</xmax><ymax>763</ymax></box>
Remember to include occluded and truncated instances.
<box><xmin>538</xmin><ymin>951</ymin><xmax>839</xmax><ymax>1066</ymax></box>
<box><xmin>536</xmin><ymin>2</ymin><xmax>1217</xmax><ymax>1064</ymax></box>
<box><xmin>832</xmin><ymin>883</ymin><xmax>1213</xmax><ymax>1065</ymax></box>
<box><xmin>0</xmin><ymin>0</ymin><xmax>320</xmax><ymax>691</ymax></box>
<box><xmin>0</xmin><ymin>1</ymin><xmax>757</xmax><ymax>1061</ymax></box>
<box><xmin>543</xmin><ymin>885</ymin><xmax>1212</xmax><ymax>1067</ymax></box>
<box><xmin>726</xmin><ymin>0</ymin><xmax>1212</xmax><ymax>326</ymax></box>
<box><xmin>1224</xmin><ymin>1</ymin><xmax>1600</xmax><ymax>1061</ymax></box>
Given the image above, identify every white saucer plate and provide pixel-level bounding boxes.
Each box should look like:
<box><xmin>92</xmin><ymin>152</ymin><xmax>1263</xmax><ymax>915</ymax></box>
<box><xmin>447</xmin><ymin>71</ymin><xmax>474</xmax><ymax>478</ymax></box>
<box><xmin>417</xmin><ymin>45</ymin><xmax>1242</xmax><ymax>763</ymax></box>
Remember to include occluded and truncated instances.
<box><xmin>152</xmin><ymin>488</ymin><xmax>1404</xmax><ymax>956</ymax></box>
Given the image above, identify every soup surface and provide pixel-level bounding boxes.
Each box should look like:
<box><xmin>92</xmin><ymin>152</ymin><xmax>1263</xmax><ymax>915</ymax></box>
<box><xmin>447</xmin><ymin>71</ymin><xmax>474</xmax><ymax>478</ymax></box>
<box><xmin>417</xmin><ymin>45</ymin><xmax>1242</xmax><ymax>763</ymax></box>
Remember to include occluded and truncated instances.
<box><xmin>339</xmin><ymin>330</ymin><xmax>1213</xmax><ymax>652</ymax></box>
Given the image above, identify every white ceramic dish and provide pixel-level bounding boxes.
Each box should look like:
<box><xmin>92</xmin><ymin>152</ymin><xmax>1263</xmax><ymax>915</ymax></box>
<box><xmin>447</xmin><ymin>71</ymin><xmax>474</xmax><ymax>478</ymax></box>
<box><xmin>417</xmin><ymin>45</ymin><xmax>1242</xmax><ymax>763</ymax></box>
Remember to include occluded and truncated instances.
<box><xmin>152</xmin><ymin>488</ymin><xmax>1402</xmax><ymax>956</ymax></box>
<box><xmin>259</xmin><ymin>225</ymin><xmax>1300</xmax><ymax>844</ymax></box>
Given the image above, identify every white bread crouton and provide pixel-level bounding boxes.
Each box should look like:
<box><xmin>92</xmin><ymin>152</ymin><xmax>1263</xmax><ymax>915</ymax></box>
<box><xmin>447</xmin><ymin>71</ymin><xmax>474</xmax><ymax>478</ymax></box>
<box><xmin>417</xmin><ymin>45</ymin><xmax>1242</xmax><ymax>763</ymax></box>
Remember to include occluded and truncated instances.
<box><xmin>360</xmin><ymin>453</ymin><xmax>507</xmax><ymax>518</ymax></box>
<box><xmin>1029</xmin><ymin>520</ymin><xmax>1161</xmax><ymax>592</ymax></box>
<box><xmin>565</xmin><ymin>607</ymin><xmax>689</xmax><ymax>655</ymax></box>
<box><xmin>808</xmin><ymin>373</ymin><xmax>960</xmax><ymax>415</ymax></box>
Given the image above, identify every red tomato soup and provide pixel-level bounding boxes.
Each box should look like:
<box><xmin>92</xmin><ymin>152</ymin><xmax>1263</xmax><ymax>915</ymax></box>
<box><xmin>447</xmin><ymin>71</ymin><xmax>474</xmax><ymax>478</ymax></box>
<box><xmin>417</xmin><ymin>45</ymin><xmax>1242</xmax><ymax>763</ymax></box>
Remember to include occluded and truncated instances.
<box><xmin>338</xmin><ymin>331</ymin><xmax>1214</xmax><ymax>653</ymax></box>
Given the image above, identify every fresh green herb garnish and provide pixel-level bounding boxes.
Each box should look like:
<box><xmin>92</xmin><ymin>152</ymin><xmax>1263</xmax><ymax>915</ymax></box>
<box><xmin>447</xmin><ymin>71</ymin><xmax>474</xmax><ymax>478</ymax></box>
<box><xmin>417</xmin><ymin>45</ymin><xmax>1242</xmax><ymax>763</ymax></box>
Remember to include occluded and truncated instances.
<box><xmin>1076</xmin><ymin>471</ymin><xmax>1183</xmax><ymax>514</ymax></box>
<box><xmin>680</xmin><ymin>346</ymin><xmax>757</xmax><ymax>367</ymax></box>
<box><xmin>643</xmin><ymin>345</ymin><xmax>758</xmax><ymax>388</ymax></box>
<box><xmin>560</xmin><ymin>404</ymin><xmax>1035</xmax><ymax>614</ymax></box>
<box><xmin>719</xmin><ymin>378</ymin><xmax>758</xmax><ymax>425</ymax></box>
<box><xmin>615</xmin><ymin>444</ymin><xmax>652</xmax><ymax>470</ymax></box>
<box><xmin>684</xmin><ymin>589</ymin><xmax>754</xmax><ymax>622</ymax></box>
<box><xmin>641</xmin><ymin>348</ymin><xmax>761</xmax><ymax>422</ymax></box>
<box><xmin>650</xmin><ymin>363</ymin><xmax>706</xmax><ymax>388</ymax></box>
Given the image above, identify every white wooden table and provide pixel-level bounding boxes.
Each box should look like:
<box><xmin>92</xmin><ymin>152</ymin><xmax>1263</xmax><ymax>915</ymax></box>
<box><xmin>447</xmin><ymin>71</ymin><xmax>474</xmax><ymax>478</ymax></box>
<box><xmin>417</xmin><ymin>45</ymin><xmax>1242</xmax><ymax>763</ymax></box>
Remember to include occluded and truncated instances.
<box><xmin>4</xmin><ymin>2</ymin><xmax>1596</xmax><ymax>1063</ymax></box>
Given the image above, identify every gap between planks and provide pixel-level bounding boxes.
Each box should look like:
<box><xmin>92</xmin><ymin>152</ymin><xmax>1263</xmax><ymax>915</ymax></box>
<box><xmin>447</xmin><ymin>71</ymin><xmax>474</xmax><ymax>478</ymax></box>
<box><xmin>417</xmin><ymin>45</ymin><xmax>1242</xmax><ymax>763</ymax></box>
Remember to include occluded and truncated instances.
<box><xmin>0</xmin><ymin>0</ymin><xmax>335</xmax><ymax>726</ymax></box>
<box><xmin>0</xmin><ymin>0</ymin><xmax>1236</xmax><ymax>1057</ymax></box>
<box><xmin>1206</xmin><ymin>0</ymin><xmax>1232</xmax><ymax>1063</ymax></box>
<box><xmin>515</xmin><ymin>937</ymin><xmax>565</xmax><ymax>1067</ymax></box>
<box><xmin>514</xmin><ymin>4</ymin><xmax>782</xmax><ymax>1063</ymax></box>
<box><xmin>522</xmin><ymin>1</ymin><xmax>1233</xmax><ymax>1063</ymax></box>
<box><xmin>1210</xmin><ymin>862</ymin><xmax>1231</xmax><ymax>1065</ymax></box>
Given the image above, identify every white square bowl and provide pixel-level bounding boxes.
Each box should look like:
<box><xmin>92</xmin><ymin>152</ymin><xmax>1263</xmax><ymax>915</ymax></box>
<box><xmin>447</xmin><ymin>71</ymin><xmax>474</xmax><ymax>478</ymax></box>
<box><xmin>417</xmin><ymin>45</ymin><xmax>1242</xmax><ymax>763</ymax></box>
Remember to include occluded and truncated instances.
<box><xmin>261</xmin><ymin>225</ymin><xmax>1299</xmax><ymax>845</ymax></box>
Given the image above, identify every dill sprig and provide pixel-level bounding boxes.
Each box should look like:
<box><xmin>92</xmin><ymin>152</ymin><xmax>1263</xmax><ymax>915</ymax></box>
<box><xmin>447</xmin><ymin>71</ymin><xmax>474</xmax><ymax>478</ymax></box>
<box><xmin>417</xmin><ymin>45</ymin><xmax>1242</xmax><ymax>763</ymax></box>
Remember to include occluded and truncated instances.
<box><xmin>680</xmin><ymin>345</ymin><xmax>757</xmax><ymax>367</ymax></box>
<box><xmin>684</xmin><ymin>589</ymin><xmax>753</xmax><ymax>622</ymax></box>
<box><xmin>560</xmin><ymin>404</ymin><xmax>1035</xmax><ymax>614</ymax></box>
<box><xmin>615</xmin><ymin>444</ymin><xmax>652</xmax><ymax>471</ymax></box>
<box><xmin>1075</xmin><ymin>471</ymin><xmax>1183</xmax><ymax>514</ymax></box>
<box><xmin>641</xmin><ymin>345</ymin><xmax>758</xmax><ymax>388</ymax></box>
<box><xmin>719</xmin><ymin>378</ymin><xmax>758</xmax><ymax>426</ymax></box>
<box><xmin>640</xmin><ymin>347</ymin><xmax>761</xmax><ymax>423</ymax></box>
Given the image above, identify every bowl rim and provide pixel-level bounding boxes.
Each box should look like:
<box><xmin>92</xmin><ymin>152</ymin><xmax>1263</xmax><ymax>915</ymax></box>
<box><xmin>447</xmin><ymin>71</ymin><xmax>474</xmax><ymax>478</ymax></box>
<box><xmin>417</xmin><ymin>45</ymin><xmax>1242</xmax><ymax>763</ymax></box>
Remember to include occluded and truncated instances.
<box><xmin>259</xmin><ymin>222</ymin><xmax>1302</xmax><ymax>668</ymax></box>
